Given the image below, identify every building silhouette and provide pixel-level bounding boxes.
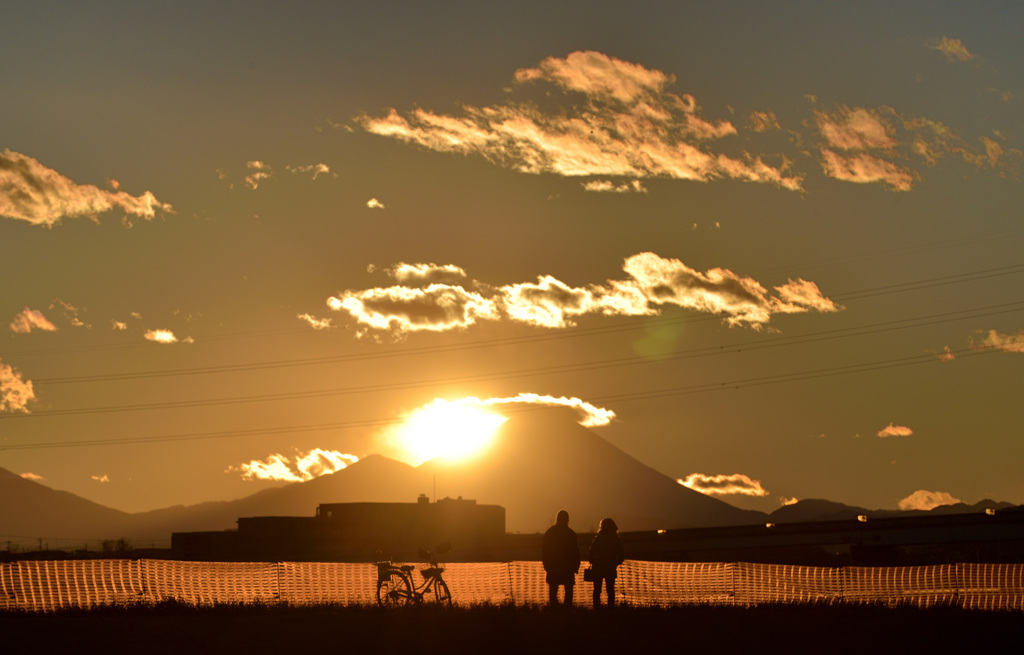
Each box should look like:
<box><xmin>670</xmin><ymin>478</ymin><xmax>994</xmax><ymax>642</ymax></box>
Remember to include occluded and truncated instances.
<box><xmin>172</xmin><ymin>495</ymin><xmax>505</xmax><ymax>562</ymax></box>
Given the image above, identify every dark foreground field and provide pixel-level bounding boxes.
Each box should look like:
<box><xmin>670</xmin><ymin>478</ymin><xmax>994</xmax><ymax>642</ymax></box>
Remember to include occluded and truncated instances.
<box><xmin>4</xmin><ymin>602</ymin><xmax>1022</xmax><ymax>654</ymax></box>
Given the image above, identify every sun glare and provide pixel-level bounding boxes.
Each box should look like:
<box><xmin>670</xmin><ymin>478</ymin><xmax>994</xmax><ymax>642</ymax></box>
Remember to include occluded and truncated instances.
<box><xmin>397</xmin><ymin>399</ymin><xmax>508</xmax><ymax>465</ymax></box>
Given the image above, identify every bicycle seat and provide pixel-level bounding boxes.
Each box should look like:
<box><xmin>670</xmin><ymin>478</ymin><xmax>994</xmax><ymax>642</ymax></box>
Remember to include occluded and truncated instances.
<box><xmin>399</xmin><ymin>564</ymin><xmax>416</xmax><ymax>573</ymax></box>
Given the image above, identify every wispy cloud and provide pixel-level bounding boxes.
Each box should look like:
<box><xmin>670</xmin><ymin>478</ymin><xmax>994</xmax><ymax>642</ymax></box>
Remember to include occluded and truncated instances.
<box><xmin>20</xmin><ymin>472</ymin><xmax>44</xmax><ymax>481</ymax></box>
<box><xmin>678</xmin><ymin>472</ymin><xmax>770</xmax><ymax>497</ymax></box>
<box><xmin>451</xmin><ymin>393</ymin><xmax>615</xmax><ymax>427</ymax></box>
<box><xmin>357</xmin><ymin>51</ymin><xmax>803</xmax><ymax>191</ymax></box>
<box><xmin>244</xmin><ymin>160</ymin><xmax>273</xmax><ymax>190</ymax></box>
<box><xmin>230</xmin><ymin>449</ymin><xmax>359</xmax><ymax>482</ymax></box>
<box><xmin>297</xmin><ymin>313</ymin><xmax>334</xmax><ymax>330</ymax></box>
<box><xmin>812</xmin><ymin>105</ymin><xmax>1020</xmax><ymax>190</ymax></box>
<box><xmin>971</xmin><ymin>328</ymin><xmax>1024</xmax><ymax>354</ymax></box>
<box><xmin>366</xmin><ymin>198</ymin><xmax>386</xmax><ymax>209</ymax></box>
<box><xmin>877</xmin><ymin>423</ymin><xmax>913</xmax><ymax>438</ymax></box>
<box><xmin>285</xmin><ymin>163</ymin><xmax>333</xmax><ymax>180</ymax></box>
<box><xmin>325</xmin><ymin>252</ymin><xmax>840</xmax><ymax>336</ymax></box>
<box><xmin>91</xmin><ymin>474</ymin><xmax>110</xmax><ymax>483</ymax></box>
<box><xmin>0</xmin><ymin>149</ymin><xmax>173</xmax><ymax>226</ymax></box>
<box><xmin>582</xmin><ymin>179</ymin><xmax>647</xmax><ymax>193</ymax></box>
<box><xmin>0</xmin><ymin>358</ymin><xmax>35</xmax><ymax>413</ymax></box>
<box><xmin>930</xmin><ymin>36</ymin><xmax>975</xmax><ymax>63</ymax></box>
<box><xmin>898</xmin><ymin>489</ymin><xmax>962</xmax><ymax>511</ymax></box>
<box><xmin>9</xmin><ymin>308</ymin><xmax>57</xmax><ymax>334</ymax></box>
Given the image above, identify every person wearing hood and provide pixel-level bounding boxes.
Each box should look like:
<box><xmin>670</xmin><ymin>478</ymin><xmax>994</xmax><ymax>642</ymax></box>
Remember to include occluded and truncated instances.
<box><xmin>588</xmin><ymin>517</ymin><xmax>625</xmax><ymax>607</ymax></box>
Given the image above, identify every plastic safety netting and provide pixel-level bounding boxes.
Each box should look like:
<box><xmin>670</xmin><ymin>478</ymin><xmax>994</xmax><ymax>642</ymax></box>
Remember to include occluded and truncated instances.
<box><xmin>3</xmin><ymin>560</ymin><xmax>1022</xmax><ymax>612</ymax></box>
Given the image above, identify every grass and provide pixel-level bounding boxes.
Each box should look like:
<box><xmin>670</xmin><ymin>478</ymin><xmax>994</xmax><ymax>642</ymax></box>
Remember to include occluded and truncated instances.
<box><xmin>3</xmin><ymin>601</ymin><xmax>1022</xmax><ymax>654</ymax></box>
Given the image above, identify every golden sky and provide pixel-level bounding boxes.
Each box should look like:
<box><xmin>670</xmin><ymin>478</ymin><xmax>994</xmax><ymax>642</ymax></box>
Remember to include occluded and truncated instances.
<box><xmin>1</xmin><ymin>2</ymin><xmax>1022</xmax><ymax>525</ymax></box>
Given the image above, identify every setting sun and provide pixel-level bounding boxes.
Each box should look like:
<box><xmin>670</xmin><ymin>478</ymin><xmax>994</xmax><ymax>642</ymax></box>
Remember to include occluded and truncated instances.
<box><xmin>395</xmin><ymin>399</ymin><xmax>508</xmax><ymax>465</ymax></box>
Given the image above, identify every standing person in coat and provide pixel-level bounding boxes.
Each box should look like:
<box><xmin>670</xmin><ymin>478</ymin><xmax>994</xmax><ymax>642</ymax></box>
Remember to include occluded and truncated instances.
<box><xmin>588</xmin><ymin>517</ymin><xmax>625</xmax><ymax>607</ymax></box>
<box><xmin>542</xmin><ymin>510</ymin><xmax>581</xmax><ymax>607</ymax></box>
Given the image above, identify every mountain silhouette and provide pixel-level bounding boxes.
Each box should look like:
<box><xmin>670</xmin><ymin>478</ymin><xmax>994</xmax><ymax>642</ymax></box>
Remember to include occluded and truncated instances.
<box><xmin>418</xmin><ymin>407</ymin><xmax>766</xmax><ymax>532</ymax></box>
<box><xmin>3</xmin><ymin>409</ymin><xmax>1015</xmax><ymax>546</ymax></box>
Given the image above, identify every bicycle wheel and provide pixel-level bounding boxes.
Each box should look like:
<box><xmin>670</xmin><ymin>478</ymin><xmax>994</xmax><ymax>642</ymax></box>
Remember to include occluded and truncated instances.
<box><xmin>376</xmin><ymin>570</ymin><xmax>412</xmax><ymax>607</ymax></box>
<box><xmin>430</xmin><ymin>577</ymin><xmax>452</xmax><ymax>605</ymax></box>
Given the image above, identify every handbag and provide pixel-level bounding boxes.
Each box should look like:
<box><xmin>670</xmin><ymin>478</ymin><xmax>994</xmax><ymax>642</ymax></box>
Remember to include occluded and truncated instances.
<box><xmin>583</xmin><ymin>567</ymin><xmax>595</xmax><ymax>582</ymax></box>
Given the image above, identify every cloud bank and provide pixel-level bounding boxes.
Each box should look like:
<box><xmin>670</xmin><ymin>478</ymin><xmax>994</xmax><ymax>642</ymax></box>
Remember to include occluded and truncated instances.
<box><xmin>356</xmin><ymin>51</ymin><xmax>1018</xmax><ymax>193</ymax></box>
<box><xmin>0</xmin><ymin>149</ymin><xmax>173</xmax><ymax>226</ymax></box>
<box><xmin>972</xmin><ymin>328</ymin><xmax>1024</xmax><ymax>354</ymax></box>
<box><xmin>678</xmin><ymin>472</ymin><xmax>770</xmax><ymax>497</ymax></box>
<box><xmin>325</xmin><ymin>252</ymin><xmax>840</xmax><ymax>336</ymax></box>
<box><xmin>0</xmin><ymin>359</ymin><xmax>35</xmax><ymax>413</ymax></box>
<box><xmin>9</xmin><ymin>308</ymin><xmax>57</xmax><ymax>334</ymax></box>
<box><xmin>898</xmin><ymin>489</ymin><xmax>962</xmax><ymax>511</ymax></box>
<box><xmin>231</xmin><ymin>449</ymin><xmax>359</xmax><ymax>482</ymax></box>
<box><xmin>358</xmin><ymin>51</ymin><xmax>803</xmax><ymax>190</ymax></box>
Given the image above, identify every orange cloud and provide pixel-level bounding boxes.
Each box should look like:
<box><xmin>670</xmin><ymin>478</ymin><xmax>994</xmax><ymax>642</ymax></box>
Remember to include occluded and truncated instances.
<box><xmin>244</xmin><ymin>160</ymin><xmax>272</xmax><ymax>190</ymax></box>
<box><xmin>459</xmin><ymin>393</ymin><xmax>615</xmax><ymax>427</ymax></box>
<box><xmin>930</xmin><ymin>36</ymin><xmax>975</xmax><ymax>63</ymax></box>
<box><xmin>678</xmin><ymin>473</ymin><xmax>770</xmax><ymax>497</ymax></box>
<box><xmin>144</xmin><ymin>329</ymin><xmax>192</xmax><ymax>344</ymax></box>
<box><xmin>0</xmin><ymin>358</ymin><xmax>35</xmax><ymax>413</ymax></box>
<box><xmin>231</xmin><ymin>449</ymin><xmax>359</xmax><ymax>481</ymax></box>
<box><xmin>877</xmin><ymin>423</ymin><xmax>913</xmax><ymax>438</ymax></box>
<box><xmin>898</xmin><ymin>489</ymin><xmax>962</xmax><ymax>511</ymax></box>
<box><xmin>357</xmin><ymin>51</ymin><xmax>803</xmax><ymax>190</ymax></box>
<box><xmin>9</xmin><ymin>308</ymin><xmax>57</xmax><ymax>334</ymax></box>
<box><xmin>582</xmin><ymin>179</ymin><xmax>647</xmax><ymax>193</ymax></box>
<box><xmin>0</xmin><ymin>149</ymin><xmax>173</xmax><ymax>226</ymax></box>
<box><xmin>325</xmin><ymin>252</ymin><xmax>841</xmax><ymax>336</ymax></box>
<box><xmin>20</xmin><ymin>472</ymin><xmax>44</xmax><ymax>481</ymax></box>
<box><xmin>971</xmin><ymin>328</ymin><xmax>1024</xmax><ymax>354</ymax></box>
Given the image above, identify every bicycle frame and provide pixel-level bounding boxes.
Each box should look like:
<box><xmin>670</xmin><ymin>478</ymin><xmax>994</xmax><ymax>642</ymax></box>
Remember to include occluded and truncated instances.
<box><xmin>376</xmin><ymin>547</ymin><xmax>452</xmax><ymax>606</ymax></box>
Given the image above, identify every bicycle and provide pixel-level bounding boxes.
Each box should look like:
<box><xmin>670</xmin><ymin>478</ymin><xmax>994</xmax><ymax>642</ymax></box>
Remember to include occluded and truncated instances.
<box><xmin>376</xmin><ymin>542</ymin><xmax>453</xmax><ymax>606</ymax></box>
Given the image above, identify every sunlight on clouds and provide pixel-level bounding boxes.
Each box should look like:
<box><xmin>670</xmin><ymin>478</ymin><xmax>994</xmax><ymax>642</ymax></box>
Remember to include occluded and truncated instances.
<box><xmin>971</xmin><ymin>328</ymin><xmax>1024</xmax><ymax>354</ymax></box>
<box><xmin>286</xmin><ymin>163</ymin><xmax>332</xmax><ymax>179</ymax></box>
<box><xmin>91</xmin><ymin>474</ymin><xmax>110</xmax><ymax>483</ymax></box>
<box><xmin>297</xmin><ymin>313</ymin><xmax>334</xmax><ymax>330</ymax></box>
<box><xmin>143</xmin><ymin>329</ymin><xmax>192</xmax><ymax>344</ymax></box>
<box><xmin>582</xmin><ymin>179</ymin><xmax>647</xmax><ymax>193</ymax></box>
<box><xmin>0</xmin><ymin>359</ymin><xmax>35</xmax><ymax>413</ymax></box>
<box><xmin>678</xmin><ymin>473</ymin><xmax>770</xmax><ymax>497</ymax></box>
<box><xmin>780</xmin><ymin>496</ymin><xmax>799</xmax><ymax>506</ymax></box>
<box><xmin>366</xmin><ymin>198</ymin><xmax>385</xmax><ymax>209</ymax></box>
<box><xmin>20</xmin><ymin>472</ymin><xmax>44</xmax><ymax>481</ymax></box>
<box><xmin>389</xmin><ymin>263</ymin><xmax>467</xmax><ymax>285</ymax></box>
<box><xmin>898</xmin><ymin>489</ymin><xmax>962</xmax><ymax>511</ymax></box>
<box><xmin>0</xmin><ymin>149</ymin><xmax>173</xmax><ymax>226</ymax></box>
<box><xmin>930</xmin><ymin>36</ymin><xmax>975</xmax><ymax>63</ymax></box>
<box><xmin>877</xmin><ymin>423</ymin><xmax>913</xmax><ymax>438</ymax></box>
<box><xmin>324</xmin><ymin>252</ymin><xmax>840</xmax><ymax>336</ymax></box>
<box><xmin>9</xmin><ymin>308</ymin><xmax>57</xmax><ymax>334</ymax></box>
<box><xmin>244</xmin><ymin>160</ymin><xmax>272</xmax><ymax>190</ymax></box>
<box><xmin>231</xmin><ymin>449</ymin><xmax>359</xmax><ymax>482</ymax></box>
<box><xmin>358</xmin><ymin>51</ymin><xmax>803</xmax><ymax>190</ymax></box>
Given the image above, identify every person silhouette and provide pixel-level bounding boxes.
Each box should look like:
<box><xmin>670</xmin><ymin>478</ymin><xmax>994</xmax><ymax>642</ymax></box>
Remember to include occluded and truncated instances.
<box><xmin>542</xmin><ymin>509</ymin><xmax>581</xmax><ymax>607</ymax></box>
<box><xmin>588</xmin><ymin>517</ymin><xmax>625</xmax><ymax>608</ymax></box>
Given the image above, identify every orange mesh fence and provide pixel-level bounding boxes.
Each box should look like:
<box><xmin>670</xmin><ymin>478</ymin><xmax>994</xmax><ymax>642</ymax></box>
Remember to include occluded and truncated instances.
<box><xmin>3</xmin><ymin>560</ymin><xmax>1024</xmax><ymax>612</ymax></box>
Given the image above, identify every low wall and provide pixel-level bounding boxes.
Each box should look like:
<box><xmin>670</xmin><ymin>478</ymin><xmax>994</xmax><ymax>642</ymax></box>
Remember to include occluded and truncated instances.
<box><xmin>2</xmin><ymin>560</ymin><xmax>1022</xmax><ymax>612</ymax></box>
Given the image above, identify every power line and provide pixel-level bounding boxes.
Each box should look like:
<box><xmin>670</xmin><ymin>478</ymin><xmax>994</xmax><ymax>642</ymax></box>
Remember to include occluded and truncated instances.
<box><xmin>5</xmin><ymin>300</ymin><xmax>1022</xmax><ymax>421</ymax></box>
<box><xmin>0</xmin><ymin>341</ymin><xmax>1004</xmax><ymax>453</ymax></box>
<box><xmin>25</xmin><ymin>261</ymin><xmax>1024</xmax><ymax>387</ymax></box>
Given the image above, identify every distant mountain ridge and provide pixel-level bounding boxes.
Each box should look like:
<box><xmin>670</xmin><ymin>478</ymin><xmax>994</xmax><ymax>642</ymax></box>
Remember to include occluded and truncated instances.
<box><xmin>1</xmin><ymin>410</ymin><xmax>1018</xmax><ymax>546</ymax></box>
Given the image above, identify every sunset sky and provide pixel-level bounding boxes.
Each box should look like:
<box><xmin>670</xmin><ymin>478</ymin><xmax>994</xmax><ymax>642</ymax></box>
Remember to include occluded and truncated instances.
<box><xmin>2</xmin><ymin>2</ymin><xmax>1022</xmax><ymax>521</ymax></box>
